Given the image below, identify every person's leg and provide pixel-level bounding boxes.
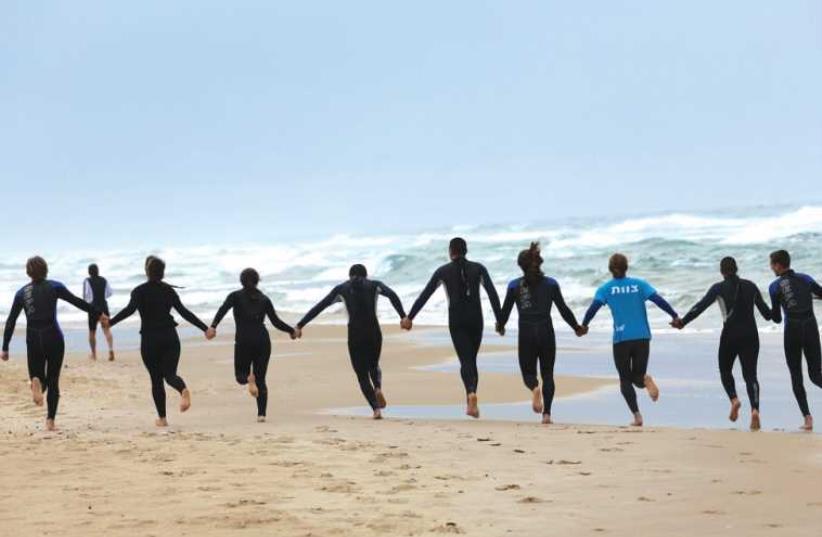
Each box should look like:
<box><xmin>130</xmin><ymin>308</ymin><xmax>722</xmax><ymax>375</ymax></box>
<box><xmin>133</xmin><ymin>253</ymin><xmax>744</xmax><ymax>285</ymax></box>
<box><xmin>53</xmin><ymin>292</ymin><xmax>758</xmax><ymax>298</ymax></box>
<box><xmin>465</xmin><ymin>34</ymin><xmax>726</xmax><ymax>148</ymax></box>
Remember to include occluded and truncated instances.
<box><xmin>348</xmin><ymin>338</ymin><xmax>380</xmax><ymax>414</ymax></box>
<box><xmin>43</xmin><ymin>330</ymin><xmax>65</xmax><ymax>428</ymax></box>
<box><xmin>369</xmin><ymin>330</ymin><xmax>387</xmax><ymax>409</ymax></box>
<box><xmin>630</xmin><ymin>340</ymin><xmax>658</xmax><ymax>402</ymax></box>
<box><xmin>613</xmin><ymin>342</ymin><xmax>640</xmax><ymax>417</ymax></box>
<box><xmin>539</xmin><ymin>327</ymin><xmax>557</xmax><ymax>423</ymax></box>
<box><xmin>449</xmin><ymin>324</ymin><xmax>478</xmax><ymax>395</ymax></box>
<box><xmin>717</xmin><ymin>334</ymin><xmax>742</xmax><ymax>422</ymax></box>
<box><xmin>252</xmin><ymin>337</ymin><xmax>271</xmax><ymax>420</ymax></box>
<box><xmin>784</xmin><ymin>322</ymin><xmax>810</xmax><ymax>420</ymax></box>
<box><xmin>739</xmin><ymin>337</ymin><xmax>761</xmax><ymax>430</ymax></box>
<box><xmin>158</xmin><ymin>331</ymin><xmax>190</xmax><ymax>413</ymax></box>
<box><xmin>141</xmin><ymin>337</ymin><xmax>167</xmax><ymax>423</ymax></box>
<box><xmin>517</xmin><ymin>325</ymin><xmax>541</xmax><ymax>413</ymax></box>
<box><xmin>103</xmin><ymin>325</ymin><xmax>115</xmax><ymax>361</ymax></box>
<box><xmin>26</xmin><ymin>332</ymin><xmax>46</xmax><ymax>407</ymax></box>
<box><xmin>234</xmin><ymin>341</ymin><xmax>254</xmax><ymax>392</ymax></box>
<box><xmin>802</xmin><ymin>319</ymin><xmax>822</xmax><ymax>389</ymax></box>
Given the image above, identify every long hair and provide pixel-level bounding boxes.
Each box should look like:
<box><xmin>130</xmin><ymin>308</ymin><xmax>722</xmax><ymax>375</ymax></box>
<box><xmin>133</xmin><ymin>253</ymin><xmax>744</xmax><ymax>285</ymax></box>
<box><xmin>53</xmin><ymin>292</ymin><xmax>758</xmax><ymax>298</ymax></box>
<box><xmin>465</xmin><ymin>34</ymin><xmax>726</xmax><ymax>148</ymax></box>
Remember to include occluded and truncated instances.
<box><xmin>517</xmin><ymin>242</ymin><xmax>544</xmax><ymax>287</ymax></box>
<box><xmin>26</xmin><ymin>256</ymin><xmax>48</xmax><ymax>282</ymax></box>
<box><xmin>348</xmin><ymin>264</ymin><xmax>370</xmax><ymax>315</ymax></box>
<box><xmin>145</xmin><ymin>256</ymin><xmax>165</xmax><ymax>282</ymax></box>
<box><xmin>88</xmin><ymin>263</ymin><xmax>100</xmax><ymax>278</ymax></box>
<box><xmin>449</xmin><ymin>237</ymin><xmax>470</xmax><ymax>299</ymax></box>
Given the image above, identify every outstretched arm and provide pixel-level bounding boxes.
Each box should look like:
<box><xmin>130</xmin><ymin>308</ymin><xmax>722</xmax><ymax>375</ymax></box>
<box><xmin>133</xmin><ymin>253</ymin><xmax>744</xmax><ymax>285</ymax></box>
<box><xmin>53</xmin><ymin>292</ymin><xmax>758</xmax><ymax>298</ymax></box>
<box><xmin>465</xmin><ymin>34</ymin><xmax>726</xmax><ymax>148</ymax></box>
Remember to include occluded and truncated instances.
<box><xmin>2</xmin><ymin>294</ymin><xmax>23</xmax><ymax>352</ymax></box>
<box><xmin>649</xmin><ymin>293</ymin><xmax>678</xmax><ymax>319</ymax></box>
<box><xmin>553</xmin><ymin>283</ymin><xmax>581</xmax><ymax>330</ymax></box>
<box><xmin>408</xmin><ymin>270</ymin><xmax>442</xmax><ymax>320</ymax></box>
<box><xmin>582</xmin><ymin>300</ymin><xmax>604</xmax><ymax>327</ymax></box>
<box><xmin>753</xmin><ymin>285</ymin><xmax>772</xmax><ymax>321</ymax></box>
<box><xmin>55</xmin><ymin>282</ymin><xmax>96</xmax><ymax>314</ymax></box>
<box><xmin>265</xmin><ymin>299</ymin><xmax>294</xmax><ymax>334</ymax></box>
<box><xmin>479</xmin><ymin>265</ymin><xmax>502</xmax><ymax>322</ymax></box>
<box><xmin>377</xmin><ymin>282</ymin><xmax>407</xmax><ymax>319</ymax></box>
<box><xmin>210</xmin><ymin>293</ymin><xmax>234</xmax><ymax>328</ymax></box>
<box><xmin>498</xmin><ymin>285</ymin><xmax>517</xmax><ymax>328</ymax></box>
<box><xmin>808</xmin><ymin>276</ymin><xmax>822</xmax><ymax>299</ymax></box>
<box><xmin>171</xmin><ymin>290</ymin><xmax>209</xmax><ymax>332</ymax></box>
<box><xmin>109</xmin><ymin>290</ymin><xmax>138</xmax><ymax>327</ymax></box>
<box><xmin>681</xmin><ymin>284</ymin><xmax>720</xmax><ymax>326</ymax></box>
<box><xmin>297</xmin><ymin>286</ymin><xmax>341</xmax><ymax>328</ymax></box>
<box><xmin>768</xmin><ymin>282</ymin><xmax>782</xmax><ymax>324</ymax></box>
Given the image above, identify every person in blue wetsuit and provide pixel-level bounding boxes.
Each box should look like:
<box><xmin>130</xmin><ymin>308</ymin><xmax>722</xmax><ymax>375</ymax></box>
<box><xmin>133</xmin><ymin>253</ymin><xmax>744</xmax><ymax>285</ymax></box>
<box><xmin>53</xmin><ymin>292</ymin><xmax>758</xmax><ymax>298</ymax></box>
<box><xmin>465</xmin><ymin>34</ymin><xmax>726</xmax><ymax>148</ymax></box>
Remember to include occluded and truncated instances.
<box><xmin>497</xmin><ymin>242</ymin><xmax>585</xmax><ymax>424</ymax></box>
<box><xmin>674</xmin><ymin>257</ymin><xmax>770</xmax><ymax>430</ymax></box>
<box><xmin>2</xmin><ymin>256</ymin><xmax>107</xmax><ymax>431</ymax></box>
<box><xmin>296</xmin><ymin>264</ymin><xmax>406</xmax><ymax>420</ymax></box>
<box><xmin>767</xmin><ymin>249</ymin><xmax>822</xmax><ymax>431</ymax></box>
<box><xmin>405</xmin><ymin>238</ymin><xmax>502</xmax><ymax>419</ymax></box>
<box><xmin>581</xmin><ymin>253</ymin><xmax>681</xmax><ymax>426</ymax></box>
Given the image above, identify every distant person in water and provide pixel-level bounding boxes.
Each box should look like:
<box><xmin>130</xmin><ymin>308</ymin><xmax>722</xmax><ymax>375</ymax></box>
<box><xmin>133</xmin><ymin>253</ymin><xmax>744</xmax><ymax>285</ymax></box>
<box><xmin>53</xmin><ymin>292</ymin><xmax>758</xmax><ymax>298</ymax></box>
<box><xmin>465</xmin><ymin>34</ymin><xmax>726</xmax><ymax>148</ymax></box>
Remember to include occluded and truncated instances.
<box><xmin>208</xmin><ymin>268</ymin><xmax>298</xmax><ymax>422</ymax></box>
<box><xmin>1</xmin><ymin>256</ymin><xmax>107</xmax><ymax>431</ymax></box>
<box><xmin>767</xmin><ymin>249</ymin><xmax>822</xmax><ymax>431</ymax></box>
<box><xmin>84</xmin><ymin>263</ymin><xmax>115</xmax><ymax>361</ymax></box>
<box><xmin>497</xmin><ymin>242</ymin><xmax>585</xmax><ymax>424</ymax></box>
<box><xmin>674</xmin><ymin>257</ymin><xmax>770</xmax><ymax>430</ymax></box>
<box><xmin>107</xmin><ymin>256</ymin><xmax>213</xmax><ymax>427</ymax></box>
<box><xmin>404</xmin><ymin>237</ymin><xmax>502</xmax><ymax>419</ymax></box>
<box><xmin>295</xmin><ymin>264</ymin><xmax>406</xmax><ymax>419</ymax></box>
<box><xmin>581</xmin><ymin>253</ymin><xmax>681</xmax><ymax>426</ymax></box>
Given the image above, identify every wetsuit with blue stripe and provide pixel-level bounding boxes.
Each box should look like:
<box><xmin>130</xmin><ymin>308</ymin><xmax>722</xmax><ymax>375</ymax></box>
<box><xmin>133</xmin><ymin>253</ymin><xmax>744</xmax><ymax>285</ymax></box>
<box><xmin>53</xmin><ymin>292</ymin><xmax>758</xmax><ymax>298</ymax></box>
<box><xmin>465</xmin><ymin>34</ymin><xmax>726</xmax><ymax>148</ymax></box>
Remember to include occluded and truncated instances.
<box><xmin>3</xmin><ymin>280</ymin><xmax>101</xmax><ymax>419</ymax></box>
<box><xmin>298</xmin><ymin>278</ymin><xmax>406</xmax><ymax>410</ymax></box>
<box><xmin>499</xmin><ymin>276</ymin><xmax>580</xmax><ymax>415</ymax></box>
<box><xmin>682</xmin><ymin>276</ymin><xmax>771</xmax><ymax>410</ymax></box>
<box><xmin>769</xmin><ymin>270</ymin><xmax>822</xmax><ymax>417</ymax></box>
<box><xmin>408</xmin><ymin>259</ymin><xmax>502</xmax><ymax>395</ymax></box>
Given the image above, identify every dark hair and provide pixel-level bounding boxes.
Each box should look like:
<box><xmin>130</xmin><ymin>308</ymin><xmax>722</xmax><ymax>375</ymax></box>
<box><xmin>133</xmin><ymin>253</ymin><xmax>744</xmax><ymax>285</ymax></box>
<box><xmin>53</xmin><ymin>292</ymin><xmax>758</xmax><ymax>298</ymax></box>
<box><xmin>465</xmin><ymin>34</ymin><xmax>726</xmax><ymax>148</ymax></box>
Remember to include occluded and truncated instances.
<box><xmin>349</xmin><ymin>264</ymin><xmax>367</xmax><ymax>278</ymax></box>
<box><xmin>449</xmin><ymin>238</ymin><xmax>470</xmax><ymax>299</ymax></box>
<box><xmin>240</xmin><ymin>268</ymin><xmax>260</xmax><ymax>290</ymax></box>
<box><xmin>449</xmin><ymin>237</ymin><xmax>467</xmax><ymax>258</ymax></box>
<box><xmin>348</xmin><ymin>264</ymin><xmax>370</xmax><ymax>316</ymax></box>
<box><xmin>608</xmin><ymin>253</ymin><xmax>629</xmax><ymax>278</ymax></box>
<box><xmin>720</xmin><ymin>257</ymin><xmax>738</xmax><ymax>277</ymax></box>
<box><xmin>26</xmin><ymin>256</ymin><xmax>48</xmax><ymax>282</ymax></box>
<box><xmin>145</xmin><ymin>255</ymin><xmax>166</xmax><ymax>282</ymax></box>
<box><xmin>517</xmin><ymin>242</ymin><xmax>544</xmax><ymax>287</ymax></box>
<box><xmin>770</xmin><ymin>249</ymin><xmax>791</xmax><ymax>269</ymax></box>
<box><xmin>88</xmin><ymin>263</ymin><xmax>99</xmax><ymax>278</ymax></box>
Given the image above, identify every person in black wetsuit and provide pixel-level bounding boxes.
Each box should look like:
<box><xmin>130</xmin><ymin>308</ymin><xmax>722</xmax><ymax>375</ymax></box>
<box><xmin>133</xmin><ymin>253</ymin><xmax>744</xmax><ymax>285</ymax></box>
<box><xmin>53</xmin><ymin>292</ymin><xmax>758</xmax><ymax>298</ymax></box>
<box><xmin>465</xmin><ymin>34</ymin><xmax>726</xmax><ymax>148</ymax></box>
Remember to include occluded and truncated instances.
<box><xmin>404</xmin><ymin>237</ymin><xmax>502</xmax><ymax>419</ymax></box>
<box><xmin>674</xmin><ymin>257</ymin><xmax>771</xmax><ymax>430</ymax></box>
<box><xmin>208</xmin><ymin>268</ymin><xmax>297</xmax><ymax>422</ymax></box>
<box><xmin>1</xmin><ymin>256</ymin><xmax>106</xmax><ymax>431</ymax></box>
<box><xmin>295</xmin><ymin>264</ymin><xmax>406</xmax><ymax>419</ymax></box>
<box><xmin>767</xmin><ymin>249</ymin><xmax>822</xmax><ymax>431</ymax></box>
<box><xmin>497</xmin><ymin>242</ymin><xmax>585</xmax><ymax>424</ymax></box>
<box><xmin>84</xmin><ymin>263</ymin><xmax>115</xmax><ymax>361</ymax></box>
<box><xmin>108</xmin><ymin>256</ymin><xmax>212</xmax><ymax>427</ymax></box>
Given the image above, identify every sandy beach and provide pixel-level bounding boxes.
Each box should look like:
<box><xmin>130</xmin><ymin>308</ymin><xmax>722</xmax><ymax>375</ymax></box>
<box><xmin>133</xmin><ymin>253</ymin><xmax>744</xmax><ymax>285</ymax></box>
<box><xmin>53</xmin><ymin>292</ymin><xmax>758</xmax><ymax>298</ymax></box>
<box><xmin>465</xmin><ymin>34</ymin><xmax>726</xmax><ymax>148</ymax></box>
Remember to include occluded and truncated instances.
<box><xmin>1</xmin><ymin>324</ymin><xmax>820</xmax><ymax>536</ymax></box>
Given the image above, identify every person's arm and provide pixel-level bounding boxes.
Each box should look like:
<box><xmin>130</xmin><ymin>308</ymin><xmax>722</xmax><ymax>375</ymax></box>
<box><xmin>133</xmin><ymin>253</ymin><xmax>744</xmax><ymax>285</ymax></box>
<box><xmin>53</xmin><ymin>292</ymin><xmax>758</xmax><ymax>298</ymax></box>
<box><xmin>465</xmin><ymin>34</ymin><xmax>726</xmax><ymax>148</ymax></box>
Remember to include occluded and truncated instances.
<box><xmin>407</xmin><ymin>270</ymin><xmax>442</xmax><ymax>320</ymax></box>
<box><xmin>800</xmin><ymin>274</ymin><xmax>822</xmax><ymax>299</ymax></box>
<box><xmin>752</xmin><ymin>284</ymin><xmax>772</xmax><ymax>321</ymax></box>
<box><xmin>768</xmin><ymin>281</ymin><xmax>782</xmax><ymax>324</ymax></box>
<box><xmin>2</xmin><ymin>293</ymin><xmax>24</xmax><ymax>352</ymax></box>
<box><xmin>210</xmin><ymin>293</ymin><xmax>234</xmax><ymax>329</ymax></box>
<box><xmin>54</xmin><ymin>282</ymin><xmax>96</xmax><ymax>314</ymax></box>
<box><xmin>109</xmin><ymin>289</ymin><xmax>138</xmax><ymax>327</ymax></box>
<box><xmin>552</xmin><ymin>282</ymin><xmax>580</xmax><ymax>331</ymax></box>
<box><xmin>83</xmin><ymin>279</ymin><xmax>93</xmax><ymax>303</ymax></box>
<box><xmin>376</xmin><ymin>282</ymin><xmax>406</xmax><ymax>319</ymax></box>
<box><xmin>297</xmin><ymin>286</ymin><xmax>342</xmax><ymax>328</ymax></box>
<box><xmin>681</xmin><ymin>284</ymin><xmax>720</xmax><ymax>326</ymax></box>
<box><xmin>649</xmin><ymin>293</ymin><xmax>678</xmax><ymax>319</ymax></box>
<box><xmin>498</xmin><ymin>283</ymin><xmax>517</xmax><ymax>328</ymax></box>
<box><xmin>171</xmin><ymin>289</ymin><xmax>208</xmax><ymax>332</ymax></box>
<box><xmin>479</xmin><ymin>264</ymin><xmax>502</xmax><ymax>322</ymax></box>
<box><xmin>582</xmin><ymin>300</ymin><xmax>604</xmax><ymax>327</ymax></box>
<box><xmin>265</xmin><ymin>298</ymin><xmax>294</xmax><ymax>334</ymax></box>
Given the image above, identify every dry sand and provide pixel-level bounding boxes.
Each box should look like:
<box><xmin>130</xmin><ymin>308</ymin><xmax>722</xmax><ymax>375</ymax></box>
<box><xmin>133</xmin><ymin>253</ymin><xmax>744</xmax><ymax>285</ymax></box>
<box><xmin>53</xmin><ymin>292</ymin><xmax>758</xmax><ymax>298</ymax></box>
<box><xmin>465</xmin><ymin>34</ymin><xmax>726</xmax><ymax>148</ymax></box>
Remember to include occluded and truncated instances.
<box><xmin>0</xmin><ymin>325</ymin><xmax>820</xmax><ymax>536</ymax></box>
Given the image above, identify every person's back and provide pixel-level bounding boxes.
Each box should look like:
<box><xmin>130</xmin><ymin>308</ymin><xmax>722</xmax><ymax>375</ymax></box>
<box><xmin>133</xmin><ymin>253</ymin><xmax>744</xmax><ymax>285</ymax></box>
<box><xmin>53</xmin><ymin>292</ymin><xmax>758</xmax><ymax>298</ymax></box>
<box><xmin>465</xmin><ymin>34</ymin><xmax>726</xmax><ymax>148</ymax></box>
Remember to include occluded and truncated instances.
<box><xmin>14</xmin><ymin>280</ymin><xmax>71</xmax><ymax>329</ymax></box>
<box><xmin>127</xmin><ymin>281</ymin><xmax>182</xmax><ymax>332</ymax></box>
<box><xmin>714</xmin><ymin>277</ymin><xmax>766</xmax><ymax>330</ymax></box>
<box><xmin>595</xmin><ymin>276</ymin><xmax>655</xmax><ymax>342</ymax></box>
<box><xmin>336</xmin><ymin>279</ymin><xmax>382</xmax><ymax>328</ymax></box>
<box><xmin>507</xmin><ymin>276</ymin><xmax>560</xmax><ymax>324</ymax></box>
<box><xmin>770</xmin><ymin>270</ymin><xmax>819</xmax><ymax>321</ymax></box>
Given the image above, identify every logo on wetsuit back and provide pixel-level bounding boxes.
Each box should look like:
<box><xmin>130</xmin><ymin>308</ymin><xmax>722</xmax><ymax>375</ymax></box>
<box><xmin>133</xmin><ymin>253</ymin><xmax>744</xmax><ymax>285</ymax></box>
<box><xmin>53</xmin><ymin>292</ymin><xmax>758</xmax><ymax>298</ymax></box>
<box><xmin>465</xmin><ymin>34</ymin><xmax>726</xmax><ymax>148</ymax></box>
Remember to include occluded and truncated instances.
<box><xmin>779</xmin><ymin>279</ymin><xmax>799</xmax><ymax>310</ymax></box>
<box><xmin>611</xmin><ymin>285</ymin><xmax>640</xmax><ymax>295</ymax></box>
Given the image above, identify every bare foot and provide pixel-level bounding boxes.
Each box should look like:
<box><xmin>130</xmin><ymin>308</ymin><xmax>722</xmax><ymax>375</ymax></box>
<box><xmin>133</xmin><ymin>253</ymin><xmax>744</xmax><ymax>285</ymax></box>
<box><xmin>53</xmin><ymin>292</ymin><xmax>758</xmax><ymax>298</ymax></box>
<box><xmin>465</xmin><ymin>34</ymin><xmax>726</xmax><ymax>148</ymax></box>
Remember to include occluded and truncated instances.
<box><xmin>108</xmin><ymin>351</ymin><xmax>115</xmax><ymax>362</ymax></box>
<box><xmin>155</xmin><ymin>418</ymin><xmax>169</xmax><ymax>427</ymax></box>
<box><xmin>257</xmin><ymin>416</ymin><xmax>266</xmax><ymax>423</ymax></box>
<box><xmin>541</xmin><ymin>414</ymin><xmax>553</xmax><ymax>425</ymax></box>
<box><xmin>631</xmin><ymin>412</ymin><xmax>643</xmax><ymax>427</ymax></box>
<box><xmin>180</xmin><ymin>389</ymin><xmax>192</xmax><ymax>413</ymax></box>
<box><xmin>729</xmin><ymin>398</ymin><xmax>742</xmax><ymax>422</ymax></box>
<box><xmin>247</xmin><ymin>373</ymin><xmax>259</xmax><ymax>397</ymax></box>
<box><xmin>466</xmin><ymin>393</ymin><xmax>480</xmax><ymax>419</ymax></box>
<box><xmin>375</xmin><ymin>389</ymin><xmax>387</xmax><ymax>409</ymax></box>
<box><xmin>89</xmin><ymin>353</ymin><xmax>97</xmax><ymax>361</ymax></box>
<box><xmin>801</xmin><ymin>415</ymin><xmax>813</xmax><ymax>431</ymax></box>
<box><xmin>30</xmin><ymin>378</ymin><xmax>44</xmax><ymax>407</ymax></box>
<box><xmin>750</xmin><ymin>410</ymin><xmax>761</xmax><ymax>431</ymax></box>
<box><xmin>531</xmin><ymin>387</ymin><xmax>543</xmax><ymax>414</ymax></box>
<box><xmin>372</xmin><ymin>409</ymin><xmax>383</xmax><ymax>420</ymax></box>
<box><xmin>45</xmin><ymin>419</ymin><xmax>56</xmax><ymax>431</ymax></box>
<box><xmin>644</xmin><ymin>375</ymin><xmax>659</xmax><ymax>402</ymax></box>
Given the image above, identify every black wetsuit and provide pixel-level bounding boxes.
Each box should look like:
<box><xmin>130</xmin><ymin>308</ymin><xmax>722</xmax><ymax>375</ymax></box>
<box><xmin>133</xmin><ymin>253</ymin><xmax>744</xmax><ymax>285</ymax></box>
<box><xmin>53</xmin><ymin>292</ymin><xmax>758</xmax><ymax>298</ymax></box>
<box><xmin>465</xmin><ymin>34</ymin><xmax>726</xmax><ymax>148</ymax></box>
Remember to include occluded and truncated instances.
<box><xmin>682</xmin><ymin>276</ymin><xmax>771</xmax><ymax>410</ymax></box>
<box><xmin>408</xmin><ymin>259</ymin><xmax>501</xmax><ymax>395</ymax></box>
<box><xmin>109</xmin><ymin>281</ymin><xmax>208</xmax><ymax>418</ymax></box>
<box><xmin>3</xmin><ymin>280</ymin><xmax>99</xmax><ymax>420</ymax></box>
<box><xmin>499</xmin><ymin>276</ymin><xmax>580</xmax><ymax>415</ymax></box>
<box><xmin>211</xmin><ymin>289</ymin><xmax>294</xmax><ymax>417</ymax></box>
<box><xmin>768</xmin><ymin>270</ymin><xmax>822</xmax><ymax>417</ymax></box>
<box><xmin>84</xmin><ymin>276</ymin><xmax>110</xmax><ymax>331</ymax></box>
<box><xmin>298</xmin><ymin>278</ymin><xmax>406</xmax><ymax>410</ymax></box>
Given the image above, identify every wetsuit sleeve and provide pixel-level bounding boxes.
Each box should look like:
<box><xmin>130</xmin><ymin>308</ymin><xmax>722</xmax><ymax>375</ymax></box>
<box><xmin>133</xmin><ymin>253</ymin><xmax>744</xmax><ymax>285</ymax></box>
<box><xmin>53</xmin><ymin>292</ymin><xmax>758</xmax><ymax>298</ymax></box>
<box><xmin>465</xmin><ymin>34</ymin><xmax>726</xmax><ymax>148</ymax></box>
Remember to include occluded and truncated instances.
<box><xmin>408</xmin><ymin>269</ymin><xmax>442</xmax><ymax>320</ymax></box>
<box><xmin>265</xmin><ymin>298</ymin><xmax>294</xmax><ymax>334</ymax></box>
<box><xmin>807</xmin><ymin>276</ymin><xmax>822</xmax><ymax>299</ymax></box>
<box><xmin>376</xmin><ymin>282</ymin><xmax>407</xmax><ymax>319</ymax></box>
<box><xmin>297</xmin><ymin>286</ymin><xmax>342</xmax><ymax>328</ymax></box>
<box><xmin>171</xmin><ymin>290</ymin><xmax>209</xmax><ymax>332</ymax></box>
<box><xmin>479</xmin><ymin>265</ymin><xmax>502</xmax><ymax>322</ymax></box>
<box><xmin>2</xmin><ymin>293</ymin><xmax>23</xmax><ymax>352</ymax></box>
<box><xmin>648</xmin><ymin>293</ymin><xmax>678</xmax><ymax>319</ymax></box>
<box><xmin>752</xmin><ymin>284</ymin><xmax>772</xmax><ymax>321</ymax></box>
<box><xmin>109</xmin><ymin>289</ymin><xmax>139</xmax><ymax>327</ymax></box>
<box><xmin>55</xmin><ymin>282</ymin><xmax>96</xmax><ymax>314</ymax></box>
<box><xmin>582</xmin><ymin>299</ymin><xmax>604</xmax><ymax>326</ymax></box>
<box><xmin>552</xmin><ymin>283</ymin><xmax>580</xmax><ymax>330</ymax></box>
<box><xmin>498</xmin><ymin>284</ymin><xmax>517</xmax><ymax>327</ymax></box>
<box><xmin>210</xmin><ymin>293</ymin><xmax>234</xmax><ymax>328</ymax></box>
<box><xmin>83</xmin><ymin>279</ymin><xmax>93</xmax><ymax>303</ymax></box>
<box><xmin>681</xmin><ymin>284</ymin><xmax>720</xmax><ymax>326</ymax></box>
<box><xmin>768</xmin><ymin>281</ymin><xmax>782</xmax><ymax>324</ymax></box>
